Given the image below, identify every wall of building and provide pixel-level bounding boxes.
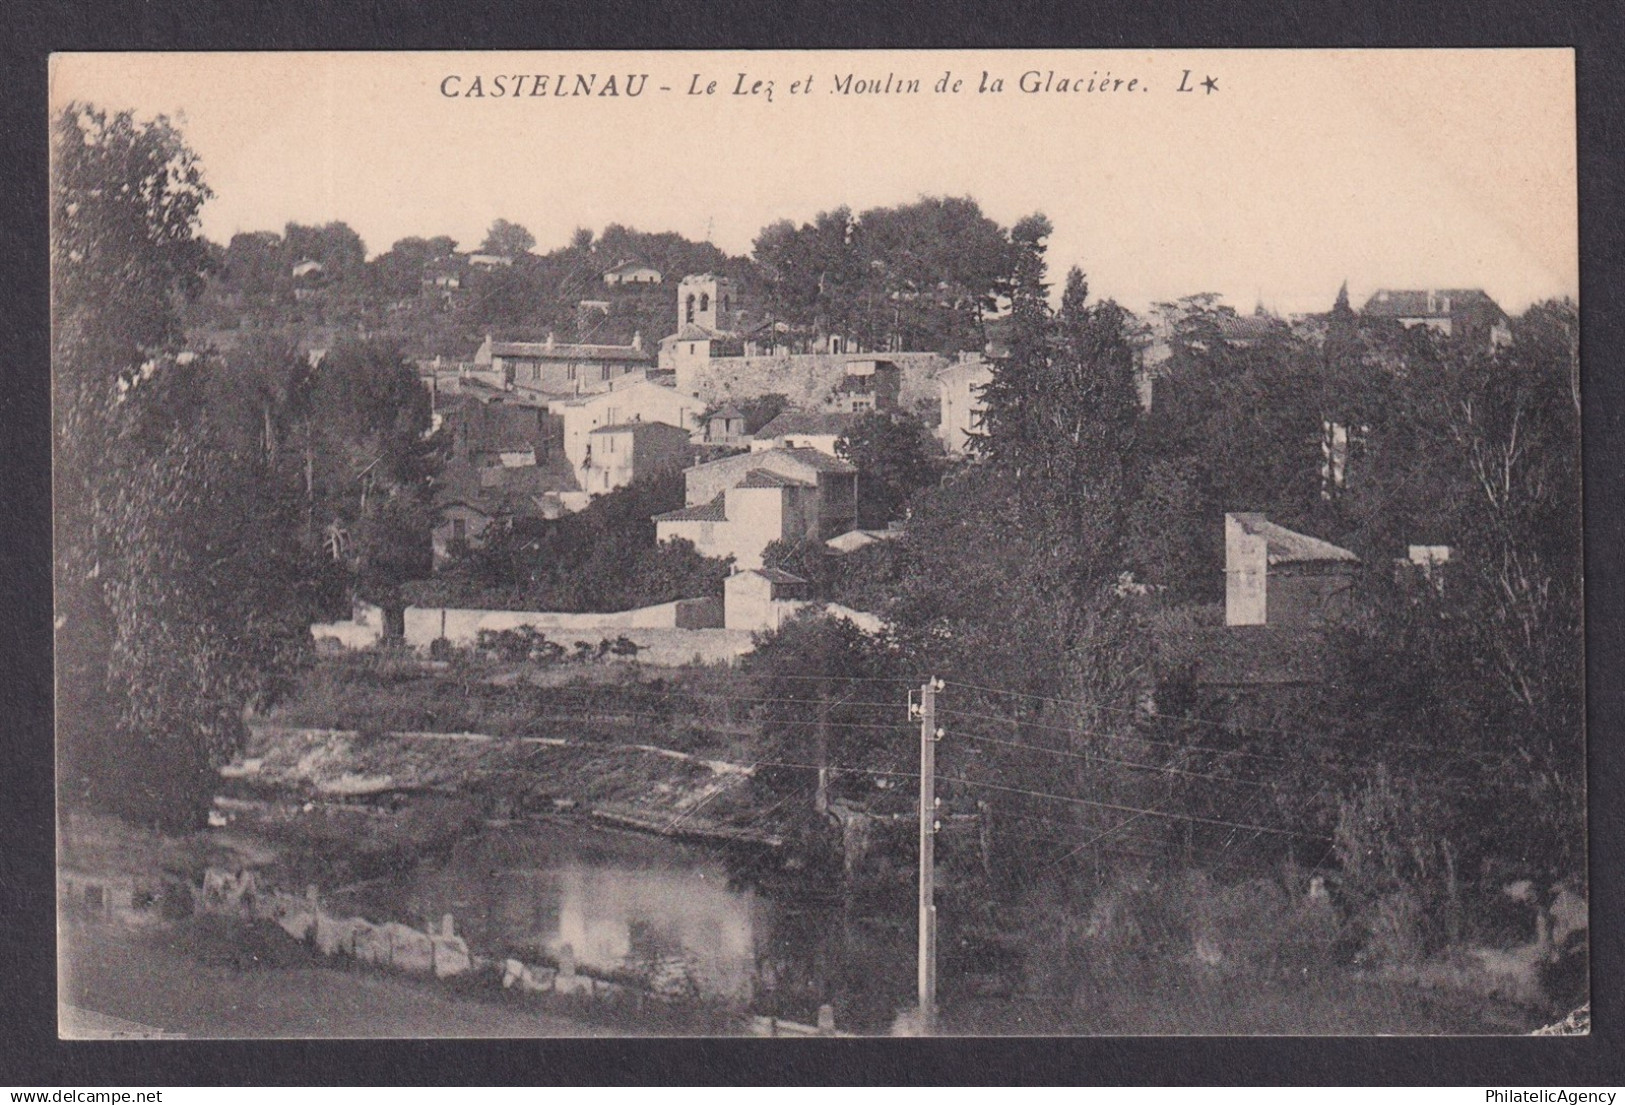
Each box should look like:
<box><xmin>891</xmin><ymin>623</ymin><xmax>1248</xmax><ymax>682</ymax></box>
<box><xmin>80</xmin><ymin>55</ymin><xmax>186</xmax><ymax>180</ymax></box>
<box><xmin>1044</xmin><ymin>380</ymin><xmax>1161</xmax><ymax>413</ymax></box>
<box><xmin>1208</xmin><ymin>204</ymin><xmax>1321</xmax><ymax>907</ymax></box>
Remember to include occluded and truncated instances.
<box><xmin>724</xmin><ymin>573</ymin><xmax>810</xmax><ymax>632</ymax></box>
<box><xmin>1266</xmin><ymin>566</ymin><xmax>1356</xmax><ymax>629</ymax></box>
<box><xmin>1224</xmin><ymin>516</ymin><xmax>1270</xmax><ymax>627</ymax></box>
<box><xmin>938</xmin><ymin>363</ymin><xmax>994</xmax><ymax>455</ymax></box>
<box><xmin>656</xmin><ymin>517</ymin><xmax>726</xmax><ymax>559</ymax></box>
<box><xmin>721</xmin><ymin>485</ymin><xmax>803</xmax><ymax>570</ymax></box>
<box><xmin>678</xmin><ymin>351</ymin><xmax>948</xmax><ymax>409</ymax></box>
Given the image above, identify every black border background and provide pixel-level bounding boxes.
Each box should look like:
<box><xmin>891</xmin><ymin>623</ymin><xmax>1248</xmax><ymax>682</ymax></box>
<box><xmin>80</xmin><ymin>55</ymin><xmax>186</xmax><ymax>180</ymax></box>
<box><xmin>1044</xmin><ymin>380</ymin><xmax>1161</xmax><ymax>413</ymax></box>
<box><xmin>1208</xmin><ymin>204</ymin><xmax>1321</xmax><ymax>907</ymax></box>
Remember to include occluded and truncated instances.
<box><xmin>3</xmin><ymin>0</ymin><xmax>1621</xmax><ymax>1086</ymax></box>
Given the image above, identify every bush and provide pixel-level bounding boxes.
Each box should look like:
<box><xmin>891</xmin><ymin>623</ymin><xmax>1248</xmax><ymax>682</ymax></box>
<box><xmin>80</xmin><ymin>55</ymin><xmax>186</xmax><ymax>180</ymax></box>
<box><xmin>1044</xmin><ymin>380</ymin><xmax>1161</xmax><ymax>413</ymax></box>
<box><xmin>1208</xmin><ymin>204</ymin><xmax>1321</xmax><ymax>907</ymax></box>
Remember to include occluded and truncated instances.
<box><xmin>476</xmin><ymin>625</ymin><xmax>565</xmax><ymax>665</ymax></box>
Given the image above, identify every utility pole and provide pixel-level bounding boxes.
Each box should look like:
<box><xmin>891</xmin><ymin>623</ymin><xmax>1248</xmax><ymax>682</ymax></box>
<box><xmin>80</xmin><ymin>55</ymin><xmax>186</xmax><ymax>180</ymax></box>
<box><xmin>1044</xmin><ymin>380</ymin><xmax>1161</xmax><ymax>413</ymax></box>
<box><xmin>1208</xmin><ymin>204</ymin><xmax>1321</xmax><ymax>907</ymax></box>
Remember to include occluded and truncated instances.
<box><xmin>914</xmin><ymin>677</ymin><xmax>942</xmax><ymax>1034</ymax></box>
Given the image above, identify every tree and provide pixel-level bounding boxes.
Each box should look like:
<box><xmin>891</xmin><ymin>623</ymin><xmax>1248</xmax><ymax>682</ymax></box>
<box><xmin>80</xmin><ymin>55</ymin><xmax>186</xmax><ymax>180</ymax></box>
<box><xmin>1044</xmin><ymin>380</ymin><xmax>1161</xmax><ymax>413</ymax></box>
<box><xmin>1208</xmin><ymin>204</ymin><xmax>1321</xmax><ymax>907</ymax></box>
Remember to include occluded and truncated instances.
<box><xmin>54</xmin><ymin>105</ymin><xmax>330</xmax><ymax>829</ymax></box>
<box><xmin>480</xmin><ymin>218</ymin><xmax>536</xmax><ymax>257</ymax></box>
<box><xmin>836</xmin><ymin>410</ymin><xmax>940</xmax><ymax>527</ymax></box>
<box><xmin>302</xmin><ymin>340</ymin><xmax>438</xmax><ymax>602</ymax></box>
<box><xmin>282</xmin><ymin>221</ymin><xmax>367</xmax><ymax>282</ymax></box>
<box><xmin>370</xmin><ymin>234</ymin><xmax>458</xmax><ymax>299</ymax></box>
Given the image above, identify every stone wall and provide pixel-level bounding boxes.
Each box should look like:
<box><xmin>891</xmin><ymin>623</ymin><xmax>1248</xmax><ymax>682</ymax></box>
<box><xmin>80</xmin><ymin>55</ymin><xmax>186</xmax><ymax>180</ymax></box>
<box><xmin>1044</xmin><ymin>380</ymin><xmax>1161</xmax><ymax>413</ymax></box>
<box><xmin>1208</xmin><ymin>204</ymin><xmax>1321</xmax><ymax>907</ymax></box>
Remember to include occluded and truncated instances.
<box><xmin>681</xmin><ymin>351</ymin><xmax>948</xmax><ymax>411</ymax></box>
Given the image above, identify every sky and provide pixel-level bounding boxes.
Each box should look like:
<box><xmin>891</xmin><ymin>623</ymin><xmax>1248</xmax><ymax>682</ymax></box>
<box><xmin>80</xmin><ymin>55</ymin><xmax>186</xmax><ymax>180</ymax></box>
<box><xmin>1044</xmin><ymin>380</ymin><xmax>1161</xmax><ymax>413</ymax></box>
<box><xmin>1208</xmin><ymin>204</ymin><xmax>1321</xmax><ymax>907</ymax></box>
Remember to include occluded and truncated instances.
<box><xmin>49</xmin><ymin>49</ymin><xmax>1577</xmax><ymax>317</ymax></box>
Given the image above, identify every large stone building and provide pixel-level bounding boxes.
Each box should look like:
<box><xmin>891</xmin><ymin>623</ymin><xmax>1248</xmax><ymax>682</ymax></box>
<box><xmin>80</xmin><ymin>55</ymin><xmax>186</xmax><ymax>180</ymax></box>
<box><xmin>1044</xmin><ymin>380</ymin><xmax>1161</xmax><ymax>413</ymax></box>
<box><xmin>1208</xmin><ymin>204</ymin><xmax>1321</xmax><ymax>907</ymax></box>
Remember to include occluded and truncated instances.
<box><xmin>474</xmin><ymin>333</ymin><xmax>655</xmax><ymax>397</ymax></box>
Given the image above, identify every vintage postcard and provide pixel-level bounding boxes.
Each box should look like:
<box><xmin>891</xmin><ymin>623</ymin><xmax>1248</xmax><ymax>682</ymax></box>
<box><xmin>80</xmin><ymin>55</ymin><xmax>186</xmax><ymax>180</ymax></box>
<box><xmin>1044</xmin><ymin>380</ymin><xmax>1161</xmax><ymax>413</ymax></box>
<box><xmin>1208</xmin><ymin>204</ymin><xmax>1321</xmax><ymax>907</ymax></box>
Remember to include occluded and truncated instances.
<box><xmin>49</xmin><ymin>49</ymin><xmax>1583</xmax><ymax>1038</ymax></box>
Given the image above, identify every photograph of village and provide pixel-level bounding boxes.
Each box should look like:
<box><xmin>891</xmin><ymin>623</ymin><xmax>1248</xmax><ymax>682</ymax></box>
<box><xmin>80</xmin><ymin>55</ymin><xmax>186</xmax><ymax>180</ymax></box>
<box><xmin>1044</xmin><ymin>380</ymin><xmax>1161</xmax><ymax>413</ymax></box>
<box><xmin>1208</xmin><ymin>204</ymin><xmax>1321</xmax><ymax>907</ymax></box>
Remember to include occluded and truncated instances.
<box><xmin>51</xmin><ymin>50</ymin><xmax>1585</xmax><ymax>1038</ymax></box>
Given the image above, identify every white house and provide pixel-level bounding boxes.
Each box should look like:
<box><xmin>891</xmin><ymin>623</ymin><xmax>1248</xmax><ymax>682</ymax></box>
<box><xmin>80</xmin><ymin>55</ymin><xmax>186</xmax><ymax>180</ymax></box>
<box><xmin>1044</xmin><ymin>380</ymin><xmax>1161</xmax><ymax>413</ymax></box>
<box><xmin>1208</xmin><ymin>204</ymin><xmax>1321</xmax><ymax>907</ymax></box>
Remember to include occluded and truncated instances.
<box><xmin>750</xmin><ymin>410</ymin><xmax>855</xmax><ymax>457</ymax></box>
<box><xmin>581</xmin><ymin>421</ymin><xmax>692</xmax><ymax>495</ymax></box>
<box><xmin>655</xmin><ymin>448</ymin><xmax>857</xmax><ymax>570</ymax></box>
<box><xmin>549</xmin><ymin>376</ymin><xmax>707</xmax><ymax>473</ymax></box>
<box><xmin>724</xmin><ymin>569</ymin><xmax>812</xmax><ymax>632</ymax></box>
<box><xmin>602</xmin><ymin>260</ymin><xmax>663</xmax><ymax>286</ymax></box>
<box><xmin>937</xmin><ymin>354</ymin><xmax>994</xmax><ymax>456</ymax></box>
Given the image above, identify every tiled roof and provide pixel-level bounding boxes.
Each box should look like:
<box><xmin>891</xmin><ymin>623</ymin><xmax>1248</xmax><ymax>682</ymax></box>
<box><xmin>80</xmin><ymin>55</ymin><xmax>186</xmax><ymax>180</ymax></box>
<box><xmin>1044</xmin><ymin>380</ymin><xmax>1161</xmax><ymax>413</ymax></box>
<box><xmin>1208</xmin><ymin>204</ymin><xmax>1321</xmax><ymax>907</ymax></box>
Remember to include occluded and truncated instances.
<box><xmin>1214</xmin><ymin>314</ymin><xmax>1284</xmax><ymax>342</ymax></box>
<box><xmin>776</xmin><ymin>447</ymin><xmax>858</xmax><ymax>475</ymax></box>
<box><xmin>663</xmin><ymin>323</ymin><xmax>727</xmax><ymax>343</ymax></box>
<box><xmin>743</xmin><ymin>567</ymin><xmax>808</xmax><ymax>585</ymax></box>
<box><xmin>654</xmin><ymin>496</ymin><xmax>727</xmax><ymax>523</ymax></box>
<box><xmin>1360</xmin><ymin>288</ymin><xmax>1503</xmax><ymax>319</ymax></box>
<box><xmin>1229</xmin><ymin>513</ymin><xmax>1359</xmax><ymax>565</ymax></box>
<box><xmin>604</xmin><ymin>259</ymin><xmax>658</xmax><ymax>276</ymax></box>
<box><xmin>755</xmin><ymin>410</ymin><xmax>856</xmax><ymax>439</ymax></box>
<box><xmin>738</xmin><ymin>468</ymin><xmax>814</xmax><ymax>489</ymax></box>
<box><xmin>490</xmin><ymin>340</ymin><xmax>652</xmax><ymax>363</ymax></box>
<box><xmin>590</xmin><ymin>421</ymin><xmax>692</xmax><ymax>437</ymax></box>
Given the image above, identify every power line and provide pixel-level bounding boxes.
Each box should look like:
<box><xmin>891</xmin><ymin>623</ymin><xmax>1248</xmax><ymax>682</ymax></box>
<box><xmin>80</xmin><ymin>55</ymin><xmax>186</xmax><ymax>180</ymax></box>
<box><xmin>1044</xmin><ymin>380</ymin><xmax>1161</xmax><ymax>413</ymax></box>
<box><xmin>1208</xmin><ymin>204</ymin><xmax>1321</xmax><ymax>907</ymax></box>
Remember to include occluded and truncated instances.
<box><xmin>936</xmin><ymin>773</ymin><xmax>1329</xmax><ymax>841</ymax></box>
<box><xmin>946</xmin><ymin>724</ymin><xmax>1275</xmax><ymax>788</ymax></box>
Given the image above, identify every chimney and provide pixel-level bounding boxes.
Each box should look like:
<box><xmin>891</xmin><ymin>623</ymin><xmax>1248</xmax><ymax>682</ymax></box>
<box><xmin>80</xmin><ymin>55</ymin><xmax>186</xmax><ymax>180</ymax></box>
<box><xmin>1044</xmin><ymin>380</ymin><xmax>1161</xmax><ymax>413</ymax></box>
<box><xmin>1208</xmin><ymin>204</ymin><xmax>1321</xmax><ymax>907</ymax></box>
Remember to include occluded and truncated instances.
<box><xmin>632</xmin><ymin>330</ymin><xmax>642</xmax><ymax>351</ymax></box>
<box><xmin>545</xmin><ymin>331</ymin><xmax>556</xmax><ymax>349</ymax></box>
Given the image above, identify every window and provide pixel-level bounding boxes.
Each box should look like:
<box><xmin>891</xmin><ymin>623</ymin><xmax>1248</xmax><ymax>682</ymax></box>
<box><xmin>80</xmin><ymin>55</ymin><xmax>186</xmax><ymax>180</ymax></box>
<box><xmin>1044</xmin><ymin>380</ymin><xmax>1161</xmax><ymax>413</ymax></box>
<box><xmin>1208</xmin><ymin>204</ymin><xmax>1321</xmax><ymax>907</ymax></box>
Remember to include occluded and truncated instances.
<box><xmin>686</xmin><ymin>294</ymin><xmax>696</xmax><ymax>323</ymax></box>
<box><xmin>601</xmin><ymin>364</ymin><xmax>610</xmax><ymax>380</ymax></box>
<box><xmin>700</xmin><ymin>293</ymin><xmax>710</xmax><ymax>313</ymax></box>
<box><xmin>722</xmin><ymin>295</ymin><xmax>731</xmax><ymax>314</ymax></box>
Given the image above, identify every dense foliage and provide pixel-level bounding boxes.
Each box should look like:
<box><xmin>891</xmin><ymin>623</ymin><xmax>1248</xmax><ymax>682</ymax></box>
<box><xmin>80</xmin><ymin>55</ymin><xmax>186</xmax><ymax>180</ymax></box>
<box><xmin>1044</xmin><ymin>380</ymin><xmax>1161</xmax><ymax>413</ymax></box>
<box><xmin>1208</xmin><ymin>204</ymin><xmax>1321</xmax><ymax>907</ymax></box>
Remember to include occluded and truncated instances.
<box><xmin>413</xmin><ymin>469</ymin><xmax>733</xmax><ymax>613</ymax></box>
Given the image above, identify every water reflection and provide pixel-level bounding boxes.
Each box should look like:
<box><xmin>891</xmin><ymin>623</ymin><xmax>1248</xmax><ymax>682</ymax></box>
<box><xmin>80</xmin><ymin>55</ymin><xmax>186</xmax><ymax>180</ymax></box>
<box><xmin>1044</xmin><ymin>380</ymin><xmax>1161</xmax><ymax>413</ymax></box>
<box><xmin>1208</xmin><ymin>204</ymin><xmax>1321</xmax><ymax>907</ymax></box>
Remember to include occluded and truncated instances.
<box><xmin>345</xmin><ymin>818</ymin><xmax>913</xmax><ymax>1031</ymax></box>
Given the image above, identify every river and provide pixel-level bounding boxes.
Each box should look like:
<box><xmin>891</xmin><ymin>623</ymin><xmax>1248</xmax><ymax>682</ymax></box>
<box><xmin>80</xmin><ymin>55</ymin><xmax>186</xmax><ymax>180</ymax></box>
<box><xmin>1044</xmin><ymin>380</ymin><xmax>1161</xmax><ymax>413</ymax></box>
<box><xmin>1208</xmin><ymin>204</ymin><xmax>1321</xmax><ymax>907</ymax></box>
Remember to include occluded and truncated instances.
<box><xmin>328</xmin><ymin>817</ymin><xmax>919</xmax><ymax>1034</ymax></box>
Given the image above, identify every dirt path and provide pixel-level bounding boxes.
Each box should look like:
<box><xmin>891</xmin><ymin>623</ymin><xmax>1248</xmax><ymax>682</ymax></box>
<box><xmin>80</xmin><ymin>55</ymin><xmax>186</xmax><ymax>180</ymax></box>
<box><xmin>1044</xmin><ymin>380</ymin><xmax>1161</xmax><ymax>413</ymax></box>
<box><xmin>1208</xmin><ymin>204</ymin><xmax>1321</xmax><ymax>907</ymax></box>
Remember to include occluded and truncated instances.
<box><xmin>58</xmin><ymin>917</ymin><xmax>632</xmax><ymax>1039</ymax></box>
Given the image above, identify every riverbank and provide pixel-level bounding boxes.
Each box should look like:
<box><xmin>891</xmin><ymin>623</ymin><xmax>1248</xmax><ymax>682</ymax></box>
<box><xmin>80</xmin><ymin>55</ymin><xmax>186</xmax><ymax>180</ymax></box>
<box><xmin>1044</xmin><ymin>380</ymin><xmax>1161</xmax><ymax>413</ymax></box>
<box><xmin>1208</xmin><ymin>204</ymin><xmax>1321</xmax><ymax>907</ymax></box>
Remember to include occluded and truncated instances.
<box><xmin>60</xmin><ymin>914</ymin><xmax>630</xmax><ymax>1038</ymax></box>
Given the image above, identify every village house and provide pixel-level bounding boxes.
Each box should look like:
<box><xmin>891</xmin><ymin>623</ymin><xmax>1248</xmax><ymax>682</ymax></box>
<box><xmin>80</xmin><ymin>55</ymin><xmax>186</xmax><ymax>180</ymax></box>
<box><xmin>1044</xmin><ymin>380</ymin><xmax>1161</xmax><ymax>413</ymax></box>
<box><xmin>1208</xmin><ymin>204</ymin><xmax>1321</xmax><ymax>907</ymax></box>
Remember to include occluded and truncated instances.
<box><xmin>1360</xmin><ymin>288</ymin><xmax>1513</xmax><ymax>352</ymax></box>
<box><xmin>429</xmin><ymin>458</ymin><xmax>584</xmax><ymax>567</ymax></box>
<box><xmin>654</xmin><ymin>447</ymin><xmax>858</xmax><ymax>570</ymax></box>
<box><xmin>467</xmin><ymin>252</ymin><xmax>514</xmax><ymax>270</ymax></box>
<box><xmin>602</xmin><ymin>259</ymin><xmax>663</xmax><ymax>286</ymax></box>
<box><xmin>704</xmin><ymin>405</ymin><xmax>749</xmax><ymax>445</ymax></box>
<box><xmin>1224</xmin><ymin>512</ymin><xmax>1360</xmax><ymax>629</ymax></box>
<box><xmin>937</xmin><ymin>354</ymin><xmax>995</xmax><ymax>456</ymax></box>
<box><xmin>580</xmin><ymin>421</ymin><xmax>693</xmax><ymax>495</ymax></box>
<box><xmin>825</xmin><ymin>358</ymin><xmax>901</xmax><ymax>414</ymax></box>
<box><xmin>548</xmin><ymin>374</ymin><xmax>707</xmax><ymax>473</ymax></box>
<box><xmin>291</xmin><ymin>258</ymin><xmax>325</xmax><ymax>280</ymax></box>
<box><xmin>474</xmin><ymin>332</ymin><xmax>655</xmax><ymax>397</ymax></box>
<box><xmin>750</xmin><ymin>410</ymin><xmax>855</xmax><ymax>456</ymax></box>
<box><xmin>1148</xmin><ymin>513</ymin><xmax>1361</xmax><ymax>734</ymax></box>
<box><xmin>723</xmin><ymin>568</ymin><xmax>813</xmax><ymax>632</ymax></box>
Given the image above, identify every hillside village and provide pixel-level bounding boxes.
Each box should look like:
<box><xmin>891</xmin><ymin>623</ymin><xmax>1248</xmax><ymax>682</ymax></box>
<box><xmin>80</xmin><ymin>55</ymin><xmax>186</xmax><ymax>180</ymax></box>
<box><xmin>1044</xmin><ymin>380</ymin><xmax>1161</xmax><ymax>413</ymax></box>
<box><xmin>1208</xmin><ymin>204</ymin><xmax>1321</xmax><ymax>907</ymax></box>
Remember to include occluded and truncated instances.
<box><xmin>55</xmin><ymin>104</ymin><xmax>1585</xmax><ymax>1037</ymax></box>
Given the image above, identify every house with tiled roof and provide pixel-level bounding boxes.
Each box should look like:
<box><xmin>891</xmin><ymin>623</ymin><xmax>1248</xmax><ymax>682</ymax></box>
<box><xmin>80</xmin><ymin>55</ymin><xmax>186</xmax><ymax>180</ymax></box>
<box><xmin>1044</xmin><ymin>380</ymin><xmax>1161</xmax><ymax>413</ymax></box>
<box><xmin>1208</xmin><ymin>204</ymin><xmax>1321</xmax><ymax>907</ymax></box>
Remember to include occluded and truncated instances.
<box><xmin>581</xmin><ymin>420</ymin><xmax>692</xmax><ymax>495</ymax></box>
<box><xmin>724</xmin><ymin>568</ymin><xmax>813</xmax><ymax>632</ymax></box>
<box><xmin>751</xmin><ymin>410</ymin><xmax>856</xmax><ymax>456</ymax></box>
<box><xmin>1146</xmin><ymin>512</ymin><xmax>1362</xmax><ymax>736</ymax></box>
<box><xmin>474</xmin><ymin>332</ymin><xmax>655</xmax><ymax>397</ymax></box>
<box><xmin>655</xmin><ymin>447</ymin><xmax>858</xmax><ymax>569</ymax></box>
<box><xmin>705</xmin><ymin>405</ymin><xmax>749</xmax><ymax>445</ymax></box>
<box><xmin>548</xmin><ymin>375</ymin><xmax>706</xmax><ymax>474</ymax></box>
<box><xmin>430</xmin><ymin>456</ymin><xmax>583</xmax><ymax>566</ymax></box>
<box><xmin>1225</xmin><ymin>512</ymin><xmax>1359</xmax><ymax>629</ymax></box>
<box><xmin>1360</xmin><ymin>288</ymin><xmax>1512</xmax><ymax>352</ymax></box>
<box><xmin>602</xmin><ymin>259</ymin><xmax>662</xmax><ymax>286</ymax></box>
